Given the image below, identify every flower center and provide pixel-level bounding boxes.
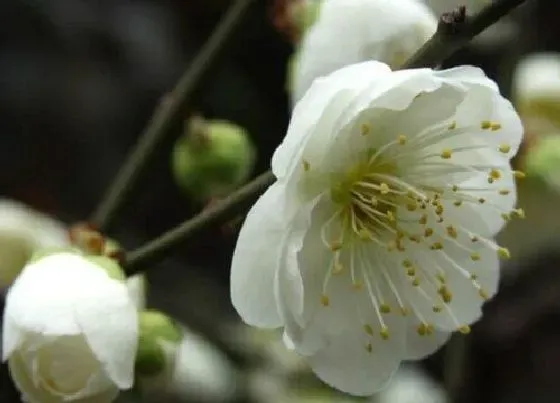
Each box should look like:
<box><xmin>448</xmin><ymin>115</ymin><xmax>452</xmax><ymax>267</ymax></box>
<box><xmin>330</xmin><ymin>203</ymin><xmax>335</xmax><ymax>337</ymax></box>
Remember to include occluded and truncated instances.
<box><xmin>330</xmin><ymin>148</ymin><xmax>400</xmax><ymax>243</ymax></box>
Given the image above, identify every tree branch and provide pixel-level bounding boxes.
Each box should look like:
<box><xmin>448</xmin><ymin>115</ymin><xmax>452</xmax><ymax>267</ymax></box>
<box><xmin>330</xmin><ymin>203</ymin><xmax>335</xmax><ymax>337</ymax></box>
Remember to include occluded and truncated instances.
<box><xmin>124</xmin><ymin>171</ymin><xmax>274</xmax><ymax>275</ymax></box>
<box><xmin>90</xmin><ymin>0</ymin><xmax>256</xmax><ymax>232</ymax></box>
<box><xmin>404</xmin><ymin>0</ymin><xmax>528</xmax><ymax>69</ymax></box>
<box><xmin>123</xmin><ymin>0</ymin><xmax>529</xmax><ymax>273</ymax></box>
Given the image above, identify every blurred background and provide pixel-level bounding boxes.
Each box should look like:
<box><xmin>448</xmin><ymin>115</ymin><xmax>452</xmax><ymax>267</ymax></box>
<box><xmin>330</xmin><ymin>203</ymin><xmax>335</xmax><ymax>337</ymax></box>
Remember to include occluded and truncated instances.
<box><xmin>1</xmin><ymin>0</ymin><xmax>560</xmax><ymax>402</ymax></box>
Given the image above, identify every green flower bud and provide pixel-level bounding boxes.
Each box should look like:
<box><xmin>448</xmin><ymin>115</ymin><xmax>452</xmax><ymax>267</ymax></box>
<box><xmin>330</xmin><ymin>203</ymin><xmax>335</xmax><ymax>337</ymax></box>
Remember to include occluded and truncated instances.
<box><xmin>525</xmin><ymin>135</ymin><xmax>560</xmax><ymax>189</ymax></box>
<box><xmin>172</xmin><ymin>116</ymin><xmax>256</xmax><ymax>202</ymax></box>
<box><xmin>135</xmin><ymin>310</ymin><xmax>182</xmax><ymax>377</ymax></box>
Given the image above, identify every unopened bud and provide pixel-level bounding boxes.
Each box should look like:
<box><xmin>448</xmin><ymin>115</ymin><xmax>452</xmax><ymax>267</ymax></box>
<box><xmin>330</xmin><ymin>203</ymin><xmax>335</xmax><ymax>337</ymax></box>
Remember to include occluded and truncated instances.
<box><xmin>525</xmin><ymin>136</ymin><xmax>560</xmax><ymax>191</ymax></box>
<box><xmin>171</xmin><ymin>116</ymin><xmax>256</xmax><ymax>202</ymax></box>
<box><xmin>136</xmin><ymin>310</ymin><xmax>182</xmax><ymax>379</ymax></box>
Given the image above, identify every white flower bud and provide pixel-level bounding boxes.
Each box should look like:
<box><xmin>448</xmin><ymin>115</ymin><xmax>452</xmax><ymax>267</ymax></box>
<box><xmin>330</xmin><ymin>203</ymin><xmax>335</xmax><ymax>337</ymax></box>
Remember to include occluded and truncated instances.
<box><xmin>2</xmin><ymin>251</ymin><xmax>138</xmax><ymax>403</ymax></box>
<box><xmin>291</xmin><ymin>0</ymin><xmax>437</xmax><ymax>103</ymax></box>
<box><xmin>0</xmin><ymin>199</ymin><xmax>68</xmax><ymax>288</ymax></box>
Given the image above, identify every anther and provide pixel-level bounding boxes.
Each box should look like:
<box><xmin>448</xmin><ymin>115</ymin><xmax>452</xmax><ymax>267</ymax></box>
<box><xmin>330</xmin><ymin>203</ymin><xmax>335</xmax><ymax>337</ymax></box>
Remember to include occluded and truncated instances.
<box><xmin>470</xmin><ymin>252</ymin><xmax>481</xmax><ymax>261</ymax></box>
<box><xmin>478</xmin><ymin>198</ymin><xmax>486</xmax><ymax>204</ymax></box>
<box><xmin>513</xmin><ymin>170</ymin><xmax>526</xmax><ymax>179</ymax></box>
<box><xmin>430</xmin><ymin>242</ymin><xmax>443</xmax><ymax>250</ymax></box>
<box><xmin>448</xmin><ymin>121</ymin><xmax>457</xmax><ymax>130</ymax></box>
<box><xmin>441</xmin><ymin>149</ymin><xmax>453</xmax><ymax>159</ymax></box>
<box><xmin>458</xmin><ymin>325</ymin><xmax>471</xmax><ymax>334</ymax></box>
<box><xmin>499</xmin><ymin>189</ymin><xmax>510</xmax><ymax>195</ymax></box>
<box><xmin>365</xmin><ymin>343</ymin><xmax>373</xmax><ymax>353</ymax></box>
<box><xmin>479</xmin><ymin>289</ymin><xmax>489</xmax><ymax>300</ymax></box>
<box><xmin>499</xmin><ymin>144</ymin><xmax>511</xmax><ymax>153</ymax></box>
<box><xmin>302</xmin><ymin>159</ymin><xmax>311</xmax><ymax>172</ymax></box>
<box><xmin>453</xmin><ymin>200</ymin><xmax>463</xmax><ymax>207</ymax></box>
<box><xmin>380</xmin><ymin>304</ymin><xmax>391</xmax><ymax>314</ymax></box>
<box><xmin>379</xmin><ymin>183</ymin><xmax>390</xmax><ymax>194</ymax></box>
<box><xmin>446</xmin><ymin>225</ymin><xmax>458</xmax><ymax>238</ymax></box>
<box><xmin>490</xmin><ymin>169</ymin><xmax>501</xmax><ymax>179</ymax></box>
<box><xmin>320</xmin><ymin>294</ymin><xmax>330</xmax><ymax>306</ymax></box>
<box><xmin>481</xmin><ymin>120</ymin><xmax>492</xmax><ymax>129</ymax></box>
<box><xmin>498</xmin><ymin>247</ymin><xmax>511</xmax><ymax>259</ymax></box>
<box><xmin>398</xmin><ymin>134</ymin><xmax>407</xmax><ymax>145</ymax></box>
<box><xmin>380</xmin><ymin>327</ymin><xmax>390</xmax><ymax>340</ymax></box>
<box><xmin>363</xmin><ymin>324</ymin><xmax>374</xmax><ymax>336</ymax></box>
<box><xmin>412</xmin><ymin>277</ymin><xmax>420</xmax><ymax>286</ymax></box>
<box><xmin>432</xmin><ymin>305</ymin><xmax>443</xmax><ymax>313</ymax></box>
<box><xmin>424</xmin><ymin>228</ymin><xmax>434</xmax><ymax>237</ymax></box>
<box><xmin>417</xmin><ymin>323</ymin><xmax>427</xmax><ymax>336</ymax></box>
<box><xmin>490</xmin><ymin>122</ymin><xmax>502</xmax><ymax>131</ymax></box>
<box><xmin>419</xmin><ymin>214</ymin><xmax>428</xmax><ymax>225</ymax></box>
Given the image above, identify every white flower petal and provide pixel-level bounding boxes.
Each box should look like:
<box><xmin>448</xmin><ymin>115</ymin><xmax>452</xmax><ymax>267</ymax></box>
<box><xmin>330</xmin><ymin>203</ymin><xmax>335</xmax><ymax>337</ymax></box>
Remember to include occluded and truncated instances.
<box><xmin>442</xmin><ymin>168</ymin><xmax>517</xmax><ymax>237</ymax></box>
<box><xmin>275</xmin><ymin>196</ymin><xmax>328</xmax><ymax>355</ymax></box>
<box><xmin>274</xmin><ymin>61</ymin><xmax>392</xmax><ymax>181</ymax></box>
<box><xmin>2</xmin><ymin>314</ymin><xmax>23</xmax><ymax>361</ymax></box>
<box><xmin>231</xmin><ymin>182</ymin><xmax>295</xmax><ymax>328</ymax></box>
<box><xmin>74</xmin><ymin>279</ymin><xmax>138</xmax><ymax>389</ymax></box>
<box><xmin>403</xmin><ymin>322</ymin><xmax>451</xmax><ymax>361</ymax></box>
<box><xmin>448</xmin><ymin>71</ymin><xmax>523</xmax><ymax>158</ymax></box>
<box><xmin>307</xmin><ymin>326</ymin><xmax>401</xmax><ymax>396</ymax></box>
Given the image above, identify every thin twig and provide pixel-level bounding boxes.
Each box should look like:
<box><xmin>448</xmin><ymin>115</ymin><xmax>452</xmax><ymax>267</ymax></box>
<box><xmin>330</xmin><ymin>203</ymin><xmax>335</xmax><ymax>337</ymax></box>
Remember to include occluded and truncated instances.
<box><xmin>90</xmin><ymin>0</ymin><xmax>256</xmax><ymax>232</ymax></box>
<box><xmin>404</xmin><ymin>0</ymin><xmax>528</xmax><ymax>69</ymax></box>
<box><xmin>123</xmin><ymin>0</ymin><xmax>529</xmax><ymax>273</ymax></box>
<box><xmin>124</xmin><ymin>171</ymin><xmax>274</xmax><ymax>275</ymax></box>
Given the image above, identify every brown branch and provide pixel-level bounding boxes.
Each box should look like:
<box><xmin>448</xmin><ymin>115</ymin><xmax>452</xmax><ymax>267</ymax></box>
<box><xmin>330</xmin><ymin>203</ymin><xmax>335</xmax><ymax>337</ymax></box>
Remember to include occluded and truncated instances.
<box><xmin>404</xmin><ymin>0</ymin><xmax>528</xmax><ymax>69</ymax></box>
<box><xmin>90</xmin><ymin>0</ymin><xmax>256</xmax><ymax>232</ymax></box>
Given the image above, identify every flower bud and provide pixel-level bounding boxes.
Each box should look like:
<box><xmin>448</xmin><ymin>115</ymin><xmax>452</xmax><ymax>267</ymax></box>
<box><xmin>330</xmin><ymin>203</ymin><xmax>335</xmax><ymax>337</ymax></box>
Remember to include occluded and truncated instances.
<box><xmin>290</xmin><ymin>0</ymin><xmax>437</xmax><ymax>103</ymax></box>
<box><xmin>135</xmin><ymin>311</ymin><xmax>182</xmax><ymax>387</ymax></box>
<box><xmin>525</xmin><ymin>136</ymin><xmax>560</xmax><ymax>190</ymax></box>
<box><xmin>514</xmin><ymin>53</ymin><xmax>560</xmax><ymax>135</ymax></box>
<box><xmin>171</xmin><ymin>116</ymin><xmax>256</xmax><ymax>202</ymax></box>
<box><xmin>0</xmin><ymin>199</ymin><xmax>68</xmax><ymax>288</ymax></box>
<box><xmin>3</xmin><ymin>250</ymin><xmax>138</xmax><ymax>403</ymax></box>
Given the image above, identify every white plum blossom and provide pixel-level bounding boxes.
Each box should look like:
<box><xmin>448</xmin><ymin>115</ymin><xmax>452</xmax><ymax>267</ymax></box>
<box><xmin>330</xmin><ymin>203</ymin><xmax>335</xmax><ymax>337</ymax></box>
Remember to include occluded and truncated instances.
<box><xmin>3</xmin><ymin>252</ymin><xmax>138</xmax><ymax>403</ymax></box>
<box><xmin>291</xmin><ymin>0</ymin><xmax>437</xmax><ymax>103</ymax></box>
<box><xmin>231</xmin><ymin>61</ymin><xmax>523</xmax><ymax>395</ymax></box>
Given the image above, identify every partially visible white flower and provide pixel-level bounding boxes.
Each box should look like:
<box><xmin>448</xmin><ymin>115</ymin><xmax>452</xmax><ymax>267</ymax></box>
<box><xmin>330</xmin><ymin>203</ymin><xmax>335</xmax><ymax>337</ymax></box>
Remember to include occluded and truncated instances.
<box><xmin>513</xmin><ymin>52</ymin><xmax>560</xmax><ymax>136</ymax></box>
<box><xmin>291</xmin><ymin>0</ymin><xmax>437</xmax><ymax>103</ymax></box>
<box><xmin>374</xmin><ymin>366</ymin><xmax>447</xmax><ymax>403</ymax></box>
<box><xmin>136</xmin><ymin>310</ymin><xmax>237</xmax><ymax>402</ymax></box>
<box><xmin>0</xmin><ymin>199</ymin><xmax>68</xmax><ymax>287</ymax></box>
<box><xmin>232</xmin><ymin>61</ymin><xmax>523</xmax><ymax>395</ymax></box>
<box><xmin>169</xmin><ymin>325</ymin><xmax>237</xmax><ymax>402</ymax></box>
<box><xmin>2</xmin><ymin>251</ymin><xmax>138</xmax><ymax>403</ymax></box>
